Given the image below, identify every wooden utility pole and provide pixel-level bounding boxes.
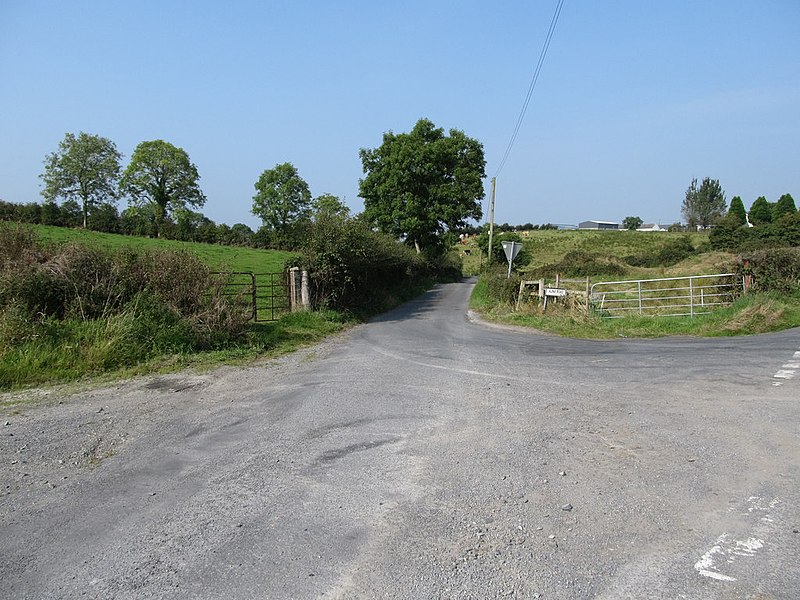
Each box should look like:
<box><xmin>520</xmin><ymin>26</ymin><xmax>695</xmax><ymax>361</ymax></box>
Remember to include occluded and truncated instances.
<box><xmin>487</xmin><ymin>177</ymin><xmax>496</xmax><ymax>264</ymax></box>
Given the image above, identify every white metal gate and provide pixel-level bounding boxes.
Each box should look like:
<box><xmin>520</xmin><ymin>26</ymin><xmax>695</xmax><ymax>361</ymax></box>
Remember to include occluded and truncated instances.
<box><xmin>590</xmin><ymin>273</ymin><xmax>742</xmax><ymax>318</ymax></box>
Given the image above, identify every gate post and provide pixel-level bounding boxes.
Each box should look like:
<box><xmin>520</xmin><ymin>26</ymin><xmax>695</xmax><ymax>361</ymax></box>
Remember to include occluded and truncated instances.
<box><xmin>300</xmin><ymin>270</ymin><xmax>310</xmax><ymax>310</ymax></box>
<box><xmin>288</xmin><ymin>267</ymin><xmax>310</xmax><ymax>312</ymax></box>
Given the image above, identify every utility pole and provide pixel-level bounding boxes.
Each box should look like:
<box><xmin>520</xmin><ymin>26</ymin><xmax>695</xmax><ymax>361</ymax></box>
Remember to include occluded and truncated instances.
<box><xmin>487</xmin><ymin>177</ymin><xmax>496</xmax><ymax>265</ymax></box>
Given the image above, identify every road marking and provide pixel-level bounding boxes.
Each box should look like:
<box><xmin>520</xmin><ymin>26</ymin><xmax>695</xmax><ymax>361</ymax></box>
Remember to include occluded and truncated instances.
<box><xmin>696</xmin><ymin>496</ymin><xmax>779</xmax><ymax>582</ymax></box>
<box><xmin>772</xmin><ymin>350</ymin><xmax>800</xmax><ymax>386</ymax></box>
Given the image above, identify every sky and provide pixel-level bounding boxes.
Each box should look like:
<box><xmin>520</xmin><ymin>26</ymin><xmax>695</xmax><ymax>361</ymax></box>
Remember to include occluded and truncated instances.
<box><xmin>1</xmin><ymin>1</ymin><xmax>799</xmax><ymax>230</ymax></box>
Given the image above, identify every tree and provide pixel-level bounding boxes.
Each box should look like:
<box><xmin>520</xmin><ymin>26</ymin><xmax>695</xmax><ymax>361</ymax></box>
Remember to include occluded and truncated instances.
<box><xmin>40</xmin><ymin>132</ymin><xmax>122</xmax><ymax>229</ymax></box>
<box><xmin>314</xmin><ymin>193</ymin><xmax>350</xmax><ymax>220</ymax></box>
<box><xmin>749</xmin><ymin>196</ymin><xmax>772</xmax><ymax>225</ymax></box>
<box><xmin>623</xmin><ymin>216</ymin><xmax>643</xmax><ymax>230</ymax></box>
<box><xmin>251</xmin><ymin>162</ymin><xmax>312</xmax><ymax>236</ymax></box>
<box><xmin>773</xmin><ymin>193</ymin><xmax>797</xmax><ymax>220</ymax></box>
<box><xmin>359</xmin><ymin>118</ymin><xmax>486</xmax><ymax>253</ymax></box>
<box><xmin>681</xmin><ymin>177</ymin><xmax>726</xmax><ymax>229</ymax></box>
<box><xmin>119</xmin><ymin>140</ymin><xmax>206</xmax><ymax>236</ymax></box>
<box><xmin>727</xmin><ymin>196</ymin><xmax>747</xmax><ymax>225</ymax></box>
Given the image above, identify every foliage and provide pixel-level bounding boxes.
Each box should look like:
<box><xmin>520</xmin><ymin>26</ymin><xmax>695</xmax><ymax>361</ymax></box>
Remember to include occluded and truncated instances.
<box><xmin>120</xmin><ymin>140</ymin><xmax>206</xmax><ymax>236</ymax></box>
<box><xmin>727</xmin><ymin>196</ymin><xmax>747</xmax><ymax>225</ymax></box>
<box><xmin>296</xmin><ymin>212</ymin><xmax>428</xmax><ymax>315</ymax></box>
<box><xmin>40</xmin><ymin>132</ymin><xmax>123</xmax><ymax>229</ymax></box>
<box><xmin>623</xmin><ymin>216</ymin><xmax>643</xmax><ymax>230</ymax></box>
<box><xmin>624</xmin><ymin>236</ymin><xmax>696</xmax><ymax>267</ymax></box>
<box><xmin>773</xmin><ymin>193</ymin><xmax>797</xmax><ymax>220</ymax></box>
<box><xmin>0</xmin><ymin>223</ymin><xmax>261</xmax><ymax>389</ymax></box>
<box><xmin>529</xmin><ymin>250</ymin><xmax>627</xmax><ymax>278</ymax></box>
<box><xmin>476</xmin><ymin>230</ymin><xmax>531</xmax><ymax>267</ymax></box>
<box><xmin>748</xmin><ymin>196</ymin><xmax>772</xmax><ymax>225</ymax></box>
<box><xmin>682</xmin><ymin>177</ymin><xmax>726</xmax><ymax>228</ymax></box>
<box><xmin>737</xmin><ymin>247</ymin><xmax>800</xmax><ymax>295</ymax></box>
<box><xmin>359</xmin><ymin>118</ymin><xmax>485</xmax><ymax>253</ymax></box>
<box><xmin>473</xmin><ymin>291</ymin><xmax>799</xmax><ymax>339</ymax></box>
<box><xmin>251</xmin><ymin>162</ymin><xmax>313</xmax><ymax>246</ymax></box>
<box><xmin>710</xmin><ymin>211</ymin><xmax>800</xmax><ymax>252</ymax></box>
<box><xmin>480</xmin><ymin>268</ymin><xmax>523</xmax><ymax>305</ymax></box>
<box><xmin>314</xmin><ymin>193</ymin><xmax>350</xmax><ymax>219</ymax></box>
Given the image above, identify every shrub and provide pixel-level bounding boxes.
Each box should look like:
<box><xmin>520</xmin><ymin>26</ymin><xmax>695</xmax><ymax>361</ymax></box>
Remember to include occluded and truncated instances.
<box><xmin>625</xmin><ymin>236</ymin><xmax>696</xmax><ymax>267</ymax></box>
<box><xmin>482</xmin><ymin>269</ymin><xmax>523</xmax><ymax>305</ymax></box>
<box><xmin>530</xmin><ymin>250</ymin><xmax>626</xmax><ymax>278</ymax></box>
<box><xmin>738</xmin><ymin>248</ymin><xmax>800</xmax><ymax>295</ymax></box>
<box><xmin>0</xmin><ymin>224</ymin><xmax>250</xmax><ymax>350</ymax></box>
<box><xmin>297</xmin><ymin>214</ymin><xmax>427</xmax><ymax>314</ymax></box>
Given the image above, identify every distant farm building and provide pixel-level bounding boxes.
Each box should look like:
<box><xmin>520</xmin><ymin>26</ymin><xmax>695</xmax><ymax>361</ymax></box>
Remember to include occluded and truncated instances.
<box><xmin>636</xmin><ymin>223</ymin><xmax>667</xmax><ymax>232</ymax></box>
<box><xmin>578</xmin><ymin>220</ymin><xmax>620</xmax><ymax>230</ymax></box>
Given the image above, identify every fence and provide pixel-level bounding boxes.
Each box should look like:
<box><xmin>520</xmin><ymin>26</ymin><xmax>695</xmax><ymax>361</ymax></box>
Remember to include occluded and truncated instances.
<box><xmin>589</xmin><ymin>273</ymin><xmax>742</xmax><ymax>319</ymax></box>
<box><xmin>211</xmin><ymin>271</ymin><xmax>292</xmax><ymax>322</ymax></box>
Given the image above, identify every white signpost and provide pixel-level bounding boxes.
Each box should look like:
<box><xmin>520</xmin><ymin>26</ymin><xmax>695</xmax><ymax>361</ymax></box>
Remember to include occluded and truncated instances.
<box><xmin>545</xmin><ymin>288</ymin><xmax>567</xmax><ymax>297</ymax></box>
<box><xmin>501</xmin><ymin>241</ymin><xmax>523</xmax><ymax>278</ymax></box>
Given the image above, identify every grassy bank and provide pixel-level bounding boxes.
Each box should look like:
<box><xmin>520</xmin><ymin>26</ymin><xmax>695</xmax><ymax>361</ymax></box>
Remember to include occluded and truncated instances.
<box><xmin>0</xmin><ymin>224</ymin><xmax>348</xmax><ymax>392</ymax></box>
<box><xmin>467</xmin><ymin>229</ymin><xmax>800</xmax><ymax>337</ymax></box>
<box><xmin>472</xmin><ymin>277</ymin><xmax>800</xmax><ymax>337</ymax></box>
<box><xmin>0</xmin><ymin>309</ymin><xmax>351</xmax><ymax>392</ymax></box>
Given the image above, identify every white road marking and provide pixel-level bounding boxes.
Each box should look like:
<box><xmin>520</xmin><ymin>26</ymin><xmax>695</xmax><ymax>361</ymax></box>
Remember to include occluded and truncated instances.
<box><xmin>695</xmin><ymin>496</ymin><xmax>779</xmax><ymax>582</ymax></box>
<box><xmin>772</xmin><ymin>349</ymin><xmax>800</xmax><ymax>386</ymax></box>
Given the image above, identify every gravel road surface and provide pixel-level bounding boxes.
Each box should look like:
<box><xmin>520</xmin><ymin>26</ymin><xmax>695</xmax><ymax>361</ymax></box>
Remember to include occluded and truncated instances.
<box><xmin>2</xmin><ymin>279</ymin><xmax>799</xmax><ymax>599</ymax></box>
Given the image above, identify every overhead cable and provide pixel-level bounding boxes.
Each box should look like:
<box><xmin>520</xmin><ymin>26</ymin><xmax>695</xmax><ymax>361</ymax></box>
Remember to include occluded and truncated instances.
<box><xmin>494</xmin><ymin>0</ymin><xmax>565</xmax><ymax>178</ymax></box>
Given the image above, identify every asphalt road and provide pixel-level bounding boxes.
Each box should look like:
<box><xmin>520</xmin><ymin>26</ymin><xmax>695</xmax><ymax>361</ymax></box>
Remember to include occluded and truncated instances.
<box><xmin>2</xmin><ymin>279</ymin><xmax>799</xmax><ymax>599</ymax></box>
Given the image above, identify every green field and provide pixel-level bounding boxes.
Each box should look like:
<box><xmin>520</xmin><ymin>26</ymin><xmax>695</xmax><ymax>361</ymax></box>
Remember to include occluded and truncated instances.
<box><xmin>461</xmin><ymin>229</ymin><xmax>718</xmax><ymax>277</ymax></box>
<box><xmin>32</xmin><ymin>225</ymin><xmax>294</xmax><ymax>273</ymax></box>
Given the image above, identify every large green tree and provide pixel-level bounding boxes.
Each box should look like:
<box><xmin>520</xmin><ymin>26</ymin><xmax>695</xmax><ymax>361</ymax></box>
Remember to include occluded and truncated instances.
<box><xmin>40</xmin><ymin>132</ymin><xmax>122</xmax><ymax>229</ymax></box>
<box><xmin>681</xmin><ymin>177</ymin><xmax>726</xmax><ymax>229</ymax></box>
<box><xmin>313</xmin><ymin>193</ymin><xmax>350</xmax><ymax>220</ymax></box>
<box><xmin>252</xmin><ymin>162</ymin><xmax>312</xmax><ymax>234</ymax></box>
<box><xmin>773</xmin><ymin>193</ymin><xmax>797</xmax><ymax>220</ymax></box>
<box><xmin>359</xmin><ymin>118</ymin><xmax>486</xmax><ymax>253</ymax></box>
<box><xmin>727</xmin><ymin>195</ymin><xmax>747</xmax><ymax>225</ymax></box>
<box><xmin>623</xmin><ymin>216</ymin><xmax>643</xmax><ymax>230</ymax></box>
<box><xmin>749</xmin><ymin>196</ymin><xmax>772</xmax><ymax>225</ymax></box>
<box><xmin>119</xmin><ymin>140</ymin><xmax>206</xmax><ymax>235</ymax></box>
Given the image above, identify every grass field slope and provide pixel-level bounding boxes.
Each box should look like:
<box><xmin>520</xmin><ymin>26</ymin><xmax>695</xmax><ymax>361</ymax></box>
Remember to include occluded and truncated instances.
<box><xmin>32</xmin><ymin>224</ymin><xmax>294</xmax><ymax>273</ymax></box>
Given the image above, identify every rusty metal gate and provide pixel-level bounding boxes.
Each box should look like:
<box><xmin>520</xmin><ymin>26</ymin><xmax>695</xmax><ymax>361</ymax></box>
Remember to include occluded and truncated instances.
<box><xmin>211</xmin><ymin>271</ymin><xmax>290</xmax><ymax>322</ymax></box>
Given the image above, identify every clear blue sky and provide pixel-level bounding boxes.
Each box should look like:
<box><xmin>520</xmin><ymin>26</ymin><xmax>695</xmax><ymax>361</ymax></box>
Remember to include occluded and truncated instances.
<box><xmin>2</xmin><ymin>1</ymin><xmax>798</xmax><ymax>230</ymax></box>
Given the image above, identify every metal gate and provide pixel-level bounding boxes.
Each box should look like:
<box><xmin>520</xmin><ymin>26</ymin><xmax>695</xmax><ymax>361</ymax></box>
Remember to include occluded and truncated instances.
<box><xmin>211</xmin><ymin>271</ymin><xmax>290</xmax><ymax>322</ymax></box>
<box><xmin>590</xmin><ymin>273</ymin><xmax>742</xmax><ymax>318</ymax></box>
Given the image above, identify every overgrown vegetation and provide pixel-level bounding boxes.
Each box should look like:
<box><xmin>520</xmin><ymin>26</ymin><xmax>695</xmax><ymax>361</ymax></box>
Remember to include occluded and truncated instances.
<box><xmin>296</xmin><ymin>213</ymin><xmax>460</xmax><ymax>317</ymax></box>
<box><xmin>0</xmin><ymin>219</ymin><xmax>459</xmax><ymax>390</ymax></box>
<box><xmin>0</xmin><ymin>223</ymin><xmax>258</xmax><ymax>388</ymax></box>
<box><xmin>469</xmin><ymin>228</ymin><xmax>799</xmax><ymax>338</ymax></box>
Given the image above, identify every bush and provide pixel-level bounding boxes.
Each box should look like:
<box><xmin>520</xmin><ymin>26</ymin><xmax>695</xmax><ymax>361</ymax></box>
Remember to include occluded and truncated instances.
<box><xmin>482</xmin><ymin>269</ymin><xmax>523</xmax><ymax>305</ymax></box>
<box><xmin>738</xmin><ymin>248</ymin><xmax>800</xmax><ymax>295</ymax></box>
<box><xmin>711</xmin><ymin>212</ymin><xmax>800</xmax><ymax>252</ymax></box>
<box><xmin>0</xmin><ymin>223</ymin><xmax>250</xmax><ymax>347</ymax></box>
<box><xmin>625</xmin><ymin>236</ymin><xmax>696</xmax><ymax>267</ymax></box>
<box><xmin>530</xmin><ymin>250</ymin><xmax>626</xmax><ymax>278</ymax></box>
<box><xmin>297</xmin><ymin>214</ymin><xmax>427</xmax><ymax>314</ymax></box>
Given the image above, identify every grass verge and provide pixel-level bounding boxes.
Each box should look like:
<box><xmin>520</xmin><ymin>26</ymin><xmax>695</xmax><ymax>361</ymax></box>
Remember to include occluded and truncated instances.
<box><xmin>0</xmin><ymin>310</ymin><xmax>353</xmax><ymax>392</ymax></box>
<box><xmin>471</xmin><ymin>277</ymin><xmax>800</xmax><ymax>338</ymax></box>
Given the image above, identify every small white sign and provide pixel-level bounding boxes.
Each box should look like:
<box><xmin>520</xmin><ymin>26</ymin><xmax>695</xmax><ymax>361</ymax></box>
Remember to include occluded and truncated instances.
<box><xmin>545</xmin><ymin>288</ymin><xmax>567</xmax><ymax>297</ymax></box>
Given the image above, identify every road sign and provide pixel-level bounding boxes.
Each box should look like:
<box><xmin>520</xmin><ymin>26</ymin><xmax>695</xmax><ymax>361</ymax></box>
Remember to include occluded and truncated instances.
<box><xmin>501</xmin><ymin>241</ymin><xmax>523</xmax><ymax>278</ymax></box>
<box><xmin>545</xmin><ymin>288</ymin><xmax>567</xmax><ymax>297</ymax></box>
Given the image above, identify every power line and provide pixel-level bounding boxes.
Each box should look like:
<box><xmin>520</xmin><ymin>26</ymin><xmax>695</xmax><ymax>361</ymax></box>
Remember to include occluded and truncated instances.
<box><xmin>494</xmin><ymin>0</ymin><xmax>565</xmax><ymax>178</ymax></box>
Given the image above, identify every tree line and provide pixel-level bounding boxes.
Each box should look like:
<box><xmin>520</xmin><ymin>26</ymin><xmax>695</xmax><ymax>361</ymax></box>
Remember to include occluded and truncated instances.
<box><xmin>681</xmin><ymin>176</ymin><xmax>796</xmax><ymax>229</ymax></box>
<box><xmin>2</xmin><ymin>119</ymin><xmax>490</xmax><ymax>254</ymax></box>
